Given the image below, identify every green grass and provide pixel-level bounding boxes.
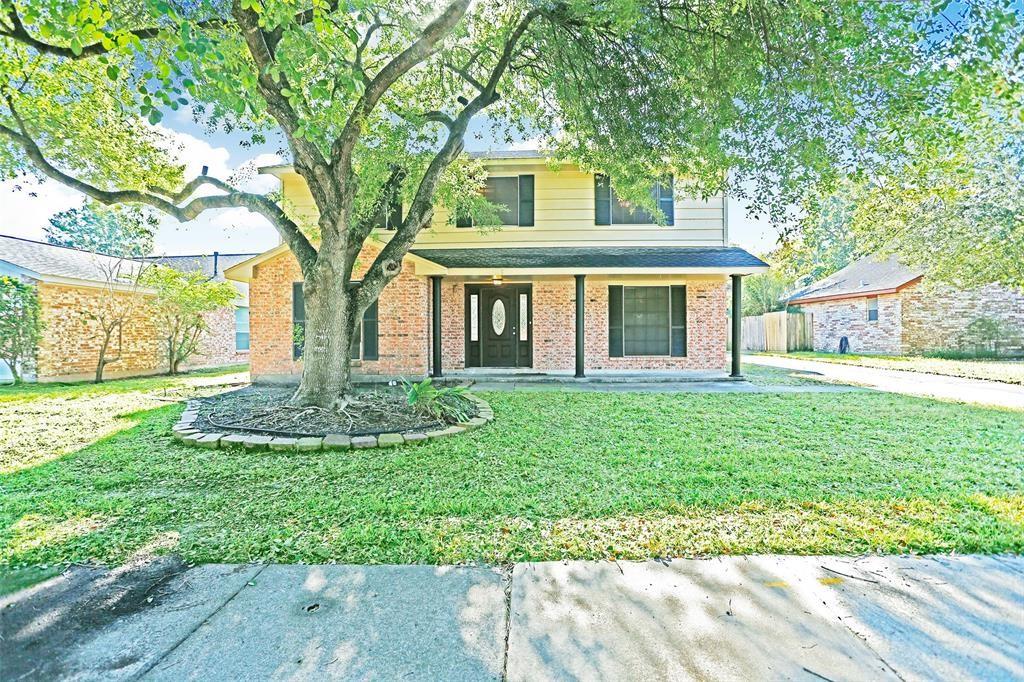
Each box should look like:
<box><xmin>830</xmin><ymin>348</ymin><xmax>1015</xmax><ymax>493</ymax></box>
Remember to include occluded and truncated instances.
<box><xmin>0</xmin><ymin>364</ymin><xmax>248</xmax><ymax>403</ymax></box>
<box><xmin>1</xmin><ymin>376</ymin><xmax>1021</xmax><ymax>571</ymax></box>
<box><xmin>762</xmin><ymin>352</ymin><xmax>1024</xmax><ymax>385</ymax></box>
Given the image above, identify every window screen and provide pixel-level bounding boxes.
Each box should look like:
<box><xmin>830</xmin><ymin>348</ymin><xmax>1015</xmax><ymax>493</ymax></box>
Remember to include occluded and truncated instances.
<box><xmin>623</xmin><ymin>286</ymin><xmax>670</xmax><ymax>356</ymax></box>
<box><xmin>608</xmin><ymin>285</ymin><xmax>686</xmax><ymax>357</ymax></box>
<box><xmin>866</xmin><ymin>296</ymin><xmax>879</xmax><ymax>322</ymax></box>
<box><xmin>459</xmin><ymin>175</ymin><xmax>535</xmax><ymax>227</ymax></box>
<box><xmin>595</xmin><ymin>175</ymin><xmax>674</xmax><ymax>225</ymax></box>
<box><xmin>234</xmin><ymin>306</ymin><xmax>250</xmax><ymax>351</ymax></box>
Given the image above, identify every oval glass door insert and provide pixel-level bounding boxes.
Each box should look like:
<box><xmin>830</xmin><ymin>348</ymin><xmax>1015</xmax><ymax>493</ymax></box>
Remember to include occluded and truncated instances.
<box><xmin>491</xmin><ymin>299</ymin><xmax>506</xmax><ymax>335</ymax></box>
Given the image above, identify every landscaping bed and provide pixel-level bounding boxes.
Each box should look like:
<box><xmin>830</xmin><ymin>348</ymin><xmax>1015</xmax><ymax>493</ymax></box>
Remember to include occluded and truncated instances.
<box><xmin>193</xmin><ymin>385</ymin><xmax>478</xmax><ymax>438</ymax></box>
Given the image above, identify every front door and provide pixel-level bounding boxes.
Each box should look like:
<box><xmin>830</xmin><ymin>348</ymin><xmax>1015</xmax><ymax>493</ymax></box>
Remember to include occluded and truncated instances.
<box><xmin>467</xmin><ymin>284</ymin><xmax>532</xmax><ymax>368</ymax></box>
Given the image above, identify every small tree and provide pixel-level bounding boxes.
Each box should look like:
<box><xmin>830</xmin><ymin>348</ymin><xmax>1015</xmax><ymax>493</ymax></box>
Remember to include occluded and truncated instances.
<box><xmin>0</xmin><ymin>277</ymin><xmax>43</xmax><ymax>383</ymax></box>
<box><xmin>46</xmin><ymin>201</ymin><xmax>156</xmax><ymax>257</ymax></box>
<box><xmin>144</xmin><ymin>268</ymin><xmax>238</xmax><ymax>375</ymax></box>
<box><xmin>86</xmin><ymin>256</ymin><xmax>150</xmax><ymax>383</ymax></box>
<box><xmin>742</xmin><ymin>270</ymin><xmax>793</xmax><ymax>317</ymax></box>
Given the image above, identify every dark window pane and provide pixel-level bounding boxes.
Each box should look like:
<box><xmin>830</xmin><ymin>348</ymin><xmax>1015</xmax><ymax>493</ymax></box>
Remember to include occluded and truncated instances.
<box><xmin>484</xmin><ymin>176</ymin><xmax>519</xmax><ymax>225</ymax></box>
<box><xmin>373</xmin><ymin>195</ymin><xmax>402</xmax><ymax>230</ymax></box>
<box><xmin>612</xmin><ymin>193</ymin><xmax>654</xmax><ymax>225</ymax></box>
<box><xmin>623</xmin><ymin>286</ymin><xmax>670</xmax><ymax>355</ymax></box>
<box><xmin>670</xmin><ymin>285</ymin><xmax>686</xmax><ymax>356</ymax></box>
<box><xmin>595</xmin><ymin>175</ymin><xmax>611</xmax><ymax>225</ymax></box>
<box><xmin>455</xmin><ymin>211</ymin><xmax>473</xmax><ymax>228</ymax></box>
<box><xmin>518</xmin><ymin>175</ymin><xmax>534</xmax><ymax>226</ymax></box>
<box><xmin>659</xmin><ymin>178</ymin><xmax>674</xmax><ymax>225</ymax></box>
<box><xmin>608</xmin><ymin>285</ymin><xmax>623</xmax><ymax>356</ymax></box>
<box><xmin>362</xmin><ymin>300</ymin><xmax>379</xmax><ymax>360</ymax></box>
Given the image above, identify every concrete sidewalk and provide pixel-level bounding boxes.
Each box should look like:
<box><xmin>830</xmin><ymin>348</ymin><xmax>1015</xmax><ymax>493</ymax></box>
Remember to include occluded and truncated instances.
<box><xmin>3</xmin><ymin>555</ymin><xmax>1021</xmax><ymax>681</ymax></box>
<box><xmin>745</xmin><ymin>354</ymin><xmax>1024</xmax><ymax>410</ymax></box>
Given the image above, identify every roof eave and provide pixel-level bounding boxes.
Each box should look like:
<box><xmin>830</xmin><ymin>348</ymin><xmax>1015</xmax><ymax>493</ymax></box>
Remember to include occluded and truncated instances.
<box><xmin>788</xmin><ymin>276</ymin><xmax>923</xmax><ymax>305</ymax></box>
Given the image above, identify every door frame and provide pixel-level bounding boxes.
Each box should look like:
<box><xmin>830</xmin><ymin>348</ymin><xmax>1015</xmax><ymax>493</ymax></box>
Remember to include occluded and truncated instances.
<box><xmin>465</xmin><ymin>283</ymin><xmax>533</xmax><ymax>368</ymax></box>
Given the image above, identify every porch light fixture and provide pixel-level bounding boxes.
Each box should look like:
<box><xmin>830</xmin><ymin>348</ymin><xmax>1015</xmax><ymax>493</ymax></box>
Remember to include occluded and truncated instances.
<box><xmin>492</xmin><ymin>274</ymin><xmax>503</xmax><ymax>286</ymax></box>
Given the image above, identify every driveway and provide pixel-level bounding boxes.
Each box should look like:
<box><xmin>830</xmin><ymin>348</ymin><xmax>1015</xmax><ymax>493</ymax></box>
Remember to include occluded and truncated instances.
<box><xmin>745</xmin><ymin>354</ymin><xmax>1024</xmax><ymax>410</ymax></box>
<box><xmin>3</xmin><ymin>555</ymin><xmax>1021</xmax><ymax>680</ymax></box>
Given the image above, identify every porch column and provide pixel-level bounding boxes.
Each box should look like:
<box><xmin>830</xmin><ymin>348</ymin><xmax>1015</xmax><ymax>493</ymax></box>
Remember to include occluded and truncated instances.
<box><xmin>575</xmin><ymin>274</ymin><xmax>586</xmax><ymax>378</ymax></box>
<box><xmin>730</xmin><ymin>274</ymin><xmax>743</xmax><ymax>377</ymax></box>
<box><xmin>430</xmin><ymin>275</ymin><xmax>442</xmax><ymax>378</ymax></box>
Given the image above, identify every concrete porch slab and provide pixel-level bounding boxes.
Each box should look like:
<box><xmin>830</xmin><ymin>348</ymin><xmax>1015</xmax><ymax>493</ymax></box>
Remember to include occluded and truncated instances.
<box><xmin>143</xmin><ymin>564</ymin><xmax>507</xmax><ymax>681</ymax></box>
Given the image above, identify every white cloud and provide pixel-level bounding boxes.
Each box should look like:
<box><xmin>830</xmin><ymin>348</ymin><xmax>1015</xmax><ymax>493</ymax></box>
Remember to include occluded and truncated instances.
<box><xmin>0</xmin><ymin>125</ymin><xmax>284</xmax><ymax>255</ymax></box>
<box><xmin>0</xmin><ymin>176</ymin><xmax>86</xmax><ymax>240</ymax></box>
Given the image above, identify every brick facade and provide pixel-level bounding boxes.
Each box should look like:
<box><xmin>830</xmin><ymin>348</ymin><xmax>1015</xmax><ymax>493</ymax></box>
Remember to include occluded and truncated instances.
<box><xmin>801</xmin><ymin>281</ymin><xmax>1024</xmax><ymax>355</ymax></box>
<box><xmin>180</xmin><ymin>306</ymin><xmax>251</xmax><ymax>371</ymax></box>
<box><xmin>249</xmin><ymin>244</ymin><xmax>430</xmax><ymax>380</ymax></box>
<box><xmin>31</xmin><ymin>282</ymin><xmax>247</xmax><ymax>382</ymax></box>
<box><xmin>800</xmin><ymin>294</ymin><xmax>904</xmax><ymax>354</ymax></box>
<box><xmin>35</xmin><ymin>282</ymin><xmax>164</xmax><ymax>382</ymax></box>
<box><xmin>249</xmin><ymin>257</ymin><xmax>731</xmax><ymax>380</ymax></box>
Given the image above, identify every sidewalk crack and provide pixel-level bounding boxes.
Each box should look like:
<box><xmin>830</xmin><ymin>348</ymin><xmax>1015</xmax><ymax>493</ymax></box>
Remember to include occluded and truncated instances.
<box><xmin>133</xmin><ymin>563</ymin><xmax>268</xmax><ymax>680</ymax></box>
<box><xmin>500</xmin><ymin>562</ymin><xmax>515</xmax><ymax>682</ymax></box>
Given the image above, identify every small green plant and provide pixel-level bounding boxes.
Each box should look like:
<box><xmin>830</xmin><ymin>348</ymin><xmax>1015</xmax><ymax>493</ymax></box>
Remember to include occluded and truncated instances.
<box><xmin>292</xmin><ymin>324</ymin><xmax>305</xmax><ymax>358</ymax></box>
<box><xmin>403</xmin><ymin>377</ymin><xmax>471</xmax><ymax>424</ymax></box>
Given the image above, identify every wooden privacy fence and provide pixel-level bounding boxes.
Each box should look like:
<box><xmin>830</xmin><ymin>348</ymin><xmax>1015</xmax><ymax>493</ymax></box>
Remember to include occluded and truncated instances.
<box><xmin>741</xmin><ymin>311</ymin><xmax>813</xmax><ymax>352</ymax></box>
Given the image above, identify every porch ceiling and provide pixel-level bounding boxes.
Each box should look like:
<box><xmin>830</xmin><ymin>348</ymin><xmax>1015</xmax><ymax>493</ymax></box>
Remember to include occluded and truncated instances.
<box><xmin>409</xmin><ymin>246</ymin><xmax>769</xmax><ymax>276</ymax></box>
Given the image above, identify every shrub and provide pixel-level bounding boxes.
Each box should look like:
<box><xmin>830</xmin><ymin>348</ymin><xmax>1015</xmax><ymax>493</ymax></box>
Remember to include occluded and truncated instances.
<box><xmin>403</xmin><ymin>378</ymin><xmax>472</xmax><ymax>424</ymax></box>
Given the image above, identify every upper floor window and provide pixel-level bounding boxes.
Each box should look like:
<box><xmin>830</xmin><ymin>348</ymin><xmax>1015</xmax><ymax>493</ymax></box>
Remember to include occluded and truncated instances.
<box><xmin>866</xmin><ymin>296</ymin><xmax>879</xmax><ymax>322</ymax></box>
<box><xmin>457</xmin><ymin>175</ymin><xmax>535</xmax><ymax>227</ymax></box>
<box><xmin>373</xmin><ymin>195</ymin><xmax>402</xmax><ymax>231</ymax></box>
<box><xmin>594</xmin><ymin>175</ymin><xmax>674</xmax><ymax>226</ymax></box>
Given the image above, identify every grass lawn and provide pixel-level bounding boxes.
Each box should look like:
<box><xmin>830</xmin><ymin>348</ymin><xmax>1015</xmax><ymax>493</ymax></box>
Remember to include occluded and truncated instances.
<box><xmin>763</xmin><ymin>351</ymin><xmax>1024</xmax><ymax>385</ymax></box>
<box><xmin>1</xmin><ymin>372</ymin><xmax>1022</xmax><ymax>574</ymax></box>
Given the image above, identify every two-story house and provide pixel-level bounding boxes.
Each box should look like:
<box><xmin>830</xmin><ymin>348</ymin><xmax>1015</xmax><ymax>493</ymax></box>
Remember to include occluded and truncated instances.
<box><xmin>225</xmin><ymin>150</ymin><xmax>768</xmax><ymax>382</ymax></box>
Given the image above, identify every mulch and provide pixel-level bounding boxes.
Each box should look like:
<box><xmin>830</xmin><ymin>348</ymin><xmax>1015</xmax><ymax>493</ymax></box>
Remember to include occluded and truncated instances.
<box><xmin>192</xmin><ymin>385</ymin><xmax>476</xmax><ymax>438</ymax></box>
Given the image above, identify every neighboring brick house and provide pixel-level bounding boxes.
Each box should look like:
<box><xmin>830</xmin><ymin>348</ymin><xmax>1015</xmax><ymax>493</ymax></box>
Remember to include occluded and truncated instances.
<box><xmin>144</xmin><ymin>252</ymin><xmax>257</xmax><ymax>370</ymax></box>
<box><xmin>787</xmin><ymin>255</ymin><xmax>1024</xmax><ymax>355</ymax></box>
<box><xmin>225</xmin><ymin>150</ymin><xmax>768</xmax><ymax>383</ymax></box>
<box><xmin>0</xmin><ymin>235</ymin><xmax>255</xmax><ymax>382</ymax></box>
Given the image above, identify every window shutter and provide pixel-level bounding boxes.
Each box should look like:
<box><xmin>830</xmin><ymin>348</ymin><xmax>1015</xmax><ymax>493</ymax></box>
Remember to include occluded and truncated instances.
<box><xmin>659</xmin><ymin>177</ymin><xmax>675</xmax><ymax>226</ymax></box>
<box><xmin>292</xmin><ymin>282</ymin><xmax>305</xmax><ymax>359</ymax></box>
<box><xmin>518</xmin><ymin>175</ymin><xmax>534</xmax><ymax>226</ymax></box>
<box><xmin>608</xmin><ymin>285</ymin><xmax>623</xmax><ymax>357</ymax></box>
<box><xmin>595</xmin><ymin>175</ymin><xmax>611</xmax><ymax>225</ymax></box>
<box><xmin>362</xmin><ymin>299</ymin><xmax>379</xmax><ymax>360</ymax></box>
<box><xmin>670</xmin><ymin>285</ymin><xmax>686</xmax><ymax>356</ymax></box>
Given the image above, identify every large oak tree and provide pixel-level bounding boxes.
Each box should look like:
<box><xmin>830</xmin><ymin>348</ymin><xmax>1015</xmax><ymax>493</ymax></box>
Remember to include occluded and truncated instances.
<box><xmin>0</xmin><ymin>0</ymin><xmax>1015</xmax><ymax>406</ymax></box>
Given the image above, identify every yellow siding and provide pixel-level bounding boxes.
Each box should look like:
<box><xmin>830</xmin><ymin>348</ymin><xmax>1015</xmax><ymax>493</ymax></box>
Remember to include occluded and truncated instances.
<box><xmin>274</xmin><ymin>157</ymin><xmax>727</xmax><ymax>248</ymax></box>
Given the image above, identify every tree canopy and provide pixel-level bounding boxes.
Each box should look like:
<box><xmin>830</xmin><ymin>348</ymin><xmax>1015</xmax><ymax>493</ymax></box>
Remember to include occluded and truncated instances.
<box><xmin>46</xmin><ymin>201</ymin><xmax>156</xmax><ymax>257</ymax></box>
<box><xmin>0</xmin><ymin>0</ymin><xmax>1019</xmax><ymax>402</ymax></box>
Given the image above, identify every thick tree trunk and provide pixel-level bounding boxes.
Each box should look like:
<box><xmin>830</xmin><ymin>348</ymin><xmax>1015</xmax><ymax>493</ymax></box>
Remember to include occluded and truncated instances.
<box><xmin>290</xmin><ymin>270</ymin><xmax>360</xmax><ymax>408</ymax></box>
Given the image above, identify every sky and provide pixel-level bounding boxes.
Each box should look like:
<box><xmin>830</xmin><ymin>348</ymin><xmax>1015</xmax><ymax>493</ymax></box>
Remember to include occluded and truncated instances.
<box><xmin>0</xmin><ymin>106</ymin><xmax>781</xmax><ymax>257</ymax></box>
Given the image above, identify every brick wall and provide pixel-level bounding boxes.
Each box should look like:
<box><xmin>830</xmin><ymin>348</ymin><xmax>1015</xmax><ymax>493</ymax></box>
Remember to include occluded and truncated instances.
<box><xmin>442</xmin><ymin>276</ymin><xmax>728</xmax><ymax>372</ymax></box>
<box><xmin>801</xmin><ymin>294</ymin><xmax>903</xmax><ymax>354</ymax></box>
<box><xmin>249</xmin><ymin>245</ymin><xmax>429</xmax><ymax>380</ymax></box>
<box><xmin>900</xmin><ymin>282</ymin><xmax>1024</xmax><ymax>353</ymax></box>
<box><xmin>802</xmin><ymin>282</ymin><xmax>1024</xmax><ymax>355</ymax></box>
<box><xmin>35</xmin><ymin>282</ymin><xmax>164</xmax><ymax>381</ymax></box>
<box><xmin>251</xmin><ymin>264</ymin><xmax>733</xmax><ymax>377</ymax></box>
<box><xmin>584</xmin><ymin>277</ymin><xmax>728</xmax><ymax>370</ymax></box>
<box><xmin>180</xmin><ymin>305</ymin><xmax>250</xmax><ymax>371</ymax></box>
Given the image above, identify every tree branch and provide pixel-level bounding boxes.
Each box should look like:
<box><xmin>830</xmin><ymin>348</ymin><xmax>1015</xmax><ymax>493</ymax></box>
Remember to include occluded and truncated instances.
<box><xmin>0</xmin><ymin>117</ymin><xmax>317</xmax><ymax>270</ymax></box>
<box><xmin>329</xmin><ymin>0</ymin><xmax>472</xmax><ymax>195</ymax></box>
<box><xmin>357</xmin><ymin>9</ymin><xmax>540</xmax><ymax>308</ymax></box>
